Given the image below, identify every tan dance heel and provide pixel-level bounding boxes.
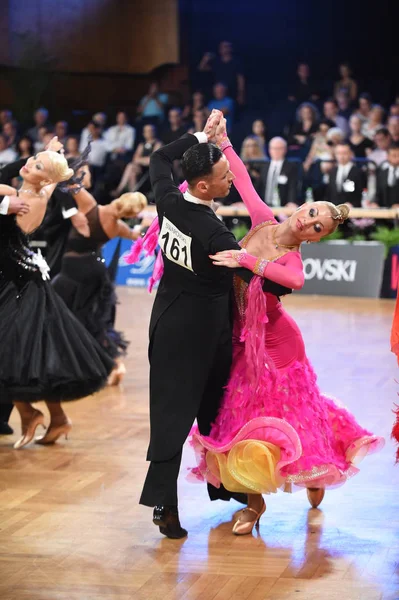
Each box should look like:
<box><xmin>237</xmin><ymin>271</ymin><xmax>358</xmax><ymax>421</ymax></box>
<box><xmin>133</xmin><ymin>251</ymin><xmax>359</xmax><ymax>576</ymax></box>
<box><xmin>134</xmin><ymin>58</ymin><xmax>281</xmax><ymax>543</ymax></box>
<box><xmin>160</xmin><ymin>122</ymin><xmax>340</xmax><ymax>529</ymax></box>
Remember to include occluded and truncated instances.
<box><xmin>107</xmin><ymin>362</ymin><xmax>126</xmax><ymax>386</ymax></box>
<box><xmin>307</xmin><ymin>487</ymin><xmax>325</xmax><ymax>508</ymax></box>
<box><xmin>35</xmin><ymin>419</ymin><xmax>72</xmax><ymax>445</ymax></box>
<box><xmin>232</xmin><ymin>500</ymin><xmax>266</xmax><ymax>535</ymax></box>
<box><xmin>13</xmin><ymin>409</ymin><xmax>46</xmax><ymax>449</ymax></box>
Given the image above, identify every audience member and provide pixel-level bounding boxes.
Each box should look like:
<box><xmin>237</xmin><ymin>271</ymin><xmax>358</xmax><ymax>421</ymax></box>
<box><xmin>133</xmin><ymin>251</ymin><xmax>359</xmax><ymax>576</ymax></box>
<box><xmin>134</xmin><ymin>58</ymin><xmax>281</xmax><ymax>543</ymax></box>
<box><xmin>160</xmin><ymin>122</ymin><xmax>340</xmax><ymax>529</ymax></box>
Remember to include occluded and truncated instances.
<box><xmin>376</xmin><ymin>145</ymin><xmax>399</xmax><ymax>208</ymax></box>
<box><xmin>303</xmin><ymin>119</ymin><xmax>335</xmax><ymax>172</ymax></box>
<box><xmin>160</xmin><ymin>108</ymin><xmax>187</xmax><ymax>145</ymax></box>
<box><xmin>0</xmin><ymin>134</ymin><xmax>17</xmax><ymax>166</ymax></box>
<box><xmin>65</xmin><ymin>136</ymin><xmax>80</xmax><ymax>159</ymax></box>
<box><xmin>389</xmin><ymin>104</ymin><xmax>399</xmax><ymax>118</ymax></box>
<box><xmin>182</xmin><ymin>91</ymin><xmax>209</xmax><ymax>122</ymax></box>
<box><xmin>388</xmin><ymin>116</ymin><xmax>399</xmax><ymax>144</ymax></box>
<box><xmin>198</xmin><ymin>41</ymin><xmax>245</xmax><ymax>104</ymax></box>
<box><xmin>34</xmin><ymin>126</ymin><xmax>50</xmax><ymax>153</ymax></box>
<box><xmin>327</xmin><ymin>143</ymin><xmax>363</xmax><ymax>207</ymax></box>
<box><xmin>207</xmin><ymin>83</ymin><xmax>235</xmax><ymax>131</ymax></box>
<box><xmin>80</xmin><ymin>112</ymin><xmax>107</xmax><ymax>152</ymax></box>
<box><xmin>363</xmin><ymin>105</ymin><xmax>385</xmax><ymax>140</ymax></box>
<box><xmin>323</xmin><ymin>98</ymin><xmax>349</xmax><ymax>136</ymax></box>
<box><xmin>334</xmin><ymin>63</ymin><xmax>358</xmax><ymax>102</ymax></box>
<box><xmin>336</xmin><ymin>90</ymin><xmax>353</xmax><ymax>121</ymax></box>
<box><xmin>85</xmin><ymin>121</ymin><xmax>108</xmax><ymax>184</ymax></box>
<box><xmin>0</xmin><ymin>109</ymin><xmax>13</xmax><ymax>131</ymax></box>
<box><xmin>348</xmin><ymin>115</ymin><xmax>373</xmax><ymax>158</ymax></box>
<box><xmin>16</xmin><ymin>136</ymin><xmax>33</xmax><ymax>159</ymax></box>
<box><xmin>105</xmin><ymin>111</ymin><xmax>136</xmax><ymax>159</ymax></box>
<box><xmin>257</xmin><ymin>137</ymin><xmax>298</xmax><ymax>207</ymax></box>
<box><xmin>2</xmin><ymin>121</ymin><xmax>18</xmax><ymax>151</ymax></box>
<box><xmin>54</xmin><ymin>121</ymin><xmax>68</xmax><ymax>146</ymax></box>
<box><xmin>27</xmin><ymin>108</ymin><xmax>51</xmax><ymax>142</ymax></box>
<box><xmin>288</xmin><ymin>63</ymin><xmax>319</xmax><ymax>104</ymax></box>
<box><xmin>251</xmin><ymin>119</ymin><xmax>267</xmax><ymax>155</ymax></box>
<box><xmin>137</xmin><ymin>82</ymin><xmax>168</xmax><ymax>124</ymax></box>
<box><xmin>112</xmin><ymin>124</ymin><xmax>162</xmax><ymax>197</ymax></box>
<box><xmin>367</xmin><ymin>128</ymin><xmax>392</xmax><ymax>166</ymax></box>
<box><xmin>289</xmin><ymin>102</ymin><xmax>319</xmax><ymax>147</ymax></box>
<box><xmin>240</xmin><ymin>137</ymin><xmax>265</xmax><ymax>187</ymax></box>
<box><xmin>187</xmin><ymin>109</ymin><xmax>208</xmax><ymax>134</ymax></box>
<box><xmin>353</xmin><ymin>93</ymin><xmax>372</xmax><ymax>126</ymax></box>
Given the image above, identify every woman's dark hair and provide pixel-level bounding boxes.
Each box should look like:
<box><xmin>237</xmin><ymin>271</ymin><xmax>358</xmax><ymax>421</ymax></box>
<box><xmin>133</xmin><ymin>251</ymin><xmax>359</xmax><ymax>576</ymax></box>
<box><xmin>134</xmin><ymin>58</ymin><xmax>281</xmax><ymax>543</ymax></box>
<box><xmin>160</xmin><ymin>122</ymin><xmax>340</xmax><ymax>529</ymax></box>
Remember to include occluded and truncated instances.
<box><xmin>17</xmin><ymin>135</ymin><xmax>34</xmax><ymax>156</ymax></box>
<box><xmin>58</xmin><ymin>143</ymin><xmax>91</xmax><ymax>193</ymax></box>
<box><xmin>319</xmin><ymin>118</ymin><xmax>335</xmax><ymax>129</ymax></box>
<box><xmin>181</xmin><ymin>143</ymin><xmax>223</xmax><ymax>184</ymax></box>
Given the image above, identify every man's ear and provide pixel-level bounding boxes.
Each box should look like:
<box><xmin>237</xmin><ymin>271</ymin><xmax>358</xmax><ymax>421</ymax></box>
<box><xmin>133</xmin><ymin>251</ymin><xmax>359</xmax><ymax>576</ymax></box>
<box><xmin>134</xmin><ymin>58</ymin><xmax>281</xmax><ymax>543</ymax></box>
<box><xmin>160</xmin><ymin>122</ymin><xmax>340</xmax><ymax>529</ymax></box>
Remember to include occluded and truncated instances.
<box><xmin>196</xmin><ymin>179</ymin><xmax>208</xmax><ymax>194</ymax></box>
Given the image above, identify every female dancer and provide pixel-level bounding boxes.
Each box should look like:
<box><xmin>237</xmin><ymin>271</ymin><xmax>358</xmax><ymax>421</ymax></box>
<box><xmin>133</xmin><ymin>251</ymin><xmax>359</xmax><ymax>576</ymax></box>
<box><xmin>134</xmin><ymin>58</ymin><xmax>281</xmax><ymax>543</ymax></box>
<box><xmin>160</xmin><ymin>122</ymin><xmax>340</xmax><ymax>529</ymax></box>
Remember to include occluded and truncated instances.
<box><xmin>0</xmin><ymin>140</ymin><xmax>115</xmax><ymax>449</ymax></box>
<box><xmin>190</xmin><ymin>116</ymin><xmax>384</xmax><ymax>534</ymax></box>
<box><xmin>52</xmin><ymin>166</ymin><xmax>148</xmax><ymax>385</ymax></box>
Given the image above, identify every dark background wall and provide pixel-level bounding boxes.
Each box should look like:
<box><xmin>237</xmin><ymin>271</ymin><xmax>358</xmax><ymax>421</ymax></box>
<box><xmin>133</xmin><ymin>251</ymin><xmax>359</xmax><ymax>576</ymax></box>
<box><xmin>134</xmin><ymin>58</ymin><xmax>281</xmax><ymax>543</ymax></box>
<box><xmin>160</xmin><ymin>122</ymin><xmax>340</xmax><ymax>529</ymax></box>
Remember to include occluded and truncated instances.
<box><xmin>180</xmin><ymin>0</ymin><xmax>397</xmax><ymax>107</ymax></box>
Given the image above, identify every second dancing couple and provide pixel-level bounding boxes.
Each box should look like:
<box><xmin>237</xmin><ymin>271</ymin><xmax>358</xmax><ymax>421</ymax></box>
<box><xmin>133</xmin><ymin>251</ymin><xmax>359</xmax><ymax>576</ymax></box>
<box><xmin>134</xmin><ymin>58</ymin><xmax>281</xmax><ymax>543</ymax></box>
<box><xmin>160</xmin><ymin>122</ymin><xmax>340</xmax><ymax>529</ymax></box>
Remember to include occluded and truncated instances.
<box><xmin>140</xmin><ymin>110</ymin><xmax>384</xmax><ymax>539</ymax></box>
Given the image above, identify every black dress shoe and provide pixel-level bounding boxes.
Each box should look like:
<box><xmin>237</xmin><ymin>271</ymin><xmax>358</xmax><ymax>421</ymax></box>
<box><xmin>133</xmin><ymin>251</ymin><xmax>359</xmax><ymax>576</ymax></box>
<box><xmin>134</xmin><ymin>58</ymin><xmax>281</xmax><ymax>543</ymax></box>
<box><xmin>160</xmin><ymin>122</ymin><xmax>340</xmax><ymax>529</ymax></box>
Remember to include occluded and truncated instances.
<box><xmin>208</xmin><ymin>483</ymin><xmax>248</xmax><ymax>505</ymax></box>
<box><xmin>0</xmin><ymin>422</ymin><xmax>14</xmax><ymax>435</ymax></box>
<box><xmin>153</xmin><ymin>505</ymin><xmax>188</xmax><ymax>539</ymax></box>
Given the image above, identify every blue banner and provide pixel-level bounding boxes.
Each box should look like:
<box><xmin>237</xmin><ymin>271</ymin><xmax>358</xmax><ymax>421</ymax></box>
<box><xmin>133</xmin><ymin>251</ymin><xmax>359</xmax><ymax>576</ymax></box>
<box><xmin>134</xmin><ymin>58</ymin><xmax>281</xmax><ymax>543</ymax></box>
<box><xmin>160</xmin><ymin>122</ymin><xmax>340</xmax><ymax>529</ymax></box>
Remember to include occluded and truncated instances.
<box><xmin>102</xmin><ymin>237</ymin><xmax>157</xmax><ymax>288</ymax></box>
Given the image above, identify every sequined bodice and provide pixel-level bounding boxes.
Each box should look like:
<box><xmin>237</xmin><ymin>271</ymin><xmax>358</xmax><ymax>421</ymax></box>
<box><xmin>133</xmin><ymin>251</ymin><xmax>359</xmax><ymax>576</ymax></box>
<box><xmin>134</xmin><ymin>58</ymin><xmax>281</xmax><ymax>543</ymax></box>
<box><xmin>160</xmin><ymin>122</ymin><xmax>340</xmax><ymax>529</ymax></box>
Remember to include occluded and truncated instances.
<box><xmin>0</xmin><ymin>215</ymin><xmax>43</xmax><ymax>289</ymax></box>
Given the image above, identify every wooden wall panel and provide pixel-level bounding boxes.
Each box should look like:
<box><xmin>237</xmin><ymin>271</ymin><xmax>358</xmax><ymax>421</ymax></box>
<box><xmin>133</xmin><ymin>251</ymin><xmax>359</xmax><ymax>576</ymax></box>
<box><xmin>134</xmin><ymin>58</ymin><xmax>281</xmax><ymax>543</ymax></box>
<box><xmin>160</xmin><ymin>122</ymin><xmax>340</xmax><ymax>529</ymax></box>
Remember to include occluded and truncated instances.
<box><xmin>1</xmin><ymin>0</ymin><xmax>179</xmax><ymax>74</ymax></box>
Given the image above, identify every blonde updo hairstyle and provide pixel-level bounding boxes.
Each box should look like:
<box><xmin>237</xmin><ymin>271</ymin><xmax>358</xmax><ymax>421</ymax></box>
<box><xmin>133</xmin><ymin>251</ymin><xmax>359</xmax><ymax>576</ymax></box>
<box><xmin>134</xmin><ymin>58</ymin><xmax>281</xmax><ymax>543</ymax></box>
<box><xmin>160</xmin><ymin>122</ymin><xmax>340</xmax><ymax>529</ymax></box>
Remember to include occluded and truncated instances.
<box><xmin>42</xmin><ymin>150</ymin><xmax>74</xmax><ymax>183</ymax></box>
<box><xmin>323</xmin><ymin>202</ymin><xmax>350</xmax><ymax>233</ymax></box>
<box><xmin>114</xmin><ymin>192</ymin><xmax>148</xmax><ymax>219</ymax></box>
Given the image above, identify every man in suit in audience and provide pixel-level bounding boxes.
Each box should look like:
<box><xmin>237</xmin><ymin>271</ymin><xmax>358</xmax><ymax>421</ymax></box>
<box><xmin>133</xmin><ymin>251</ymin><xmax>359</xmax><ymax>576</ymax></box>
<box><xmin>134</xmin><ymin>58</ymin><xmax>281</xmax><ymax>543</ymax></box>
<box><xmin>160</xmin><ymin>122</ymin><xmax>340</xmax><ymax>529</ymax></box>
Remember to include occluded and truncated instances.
<box><xmin>257</xmin><ymin>137</ymin><xmax>298</xmax><ymax>207</ymax></box>
<box><xmin>376</xmin><ymin>145</ymin><xmax>399</xmax><ymax>208</ymax></box>
<box><xmin>327</xmin><ymin>143</ymin><xmax>363</xmax><ymax>207</ymax></box>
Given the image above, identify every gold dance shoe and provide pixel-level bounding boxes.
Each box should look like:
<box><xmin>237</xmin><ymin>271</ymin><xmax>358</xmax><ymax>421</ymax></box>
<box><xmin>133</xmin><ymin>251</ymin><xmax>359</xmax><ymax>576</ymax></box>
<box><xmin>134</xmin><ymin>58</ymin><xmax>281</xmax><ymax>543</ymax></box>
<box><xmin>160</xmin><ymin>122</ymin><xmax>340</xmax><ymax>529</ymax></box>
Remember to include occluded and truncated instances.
<box><xmin>307</xmin><ymin>487</ymin><xmax>325</xmax><ymax>508</ymax></box>
<box><xmin>232</xmin><ymin>500</ymin><xmax>266</xmax><ymax>535</ymax></box>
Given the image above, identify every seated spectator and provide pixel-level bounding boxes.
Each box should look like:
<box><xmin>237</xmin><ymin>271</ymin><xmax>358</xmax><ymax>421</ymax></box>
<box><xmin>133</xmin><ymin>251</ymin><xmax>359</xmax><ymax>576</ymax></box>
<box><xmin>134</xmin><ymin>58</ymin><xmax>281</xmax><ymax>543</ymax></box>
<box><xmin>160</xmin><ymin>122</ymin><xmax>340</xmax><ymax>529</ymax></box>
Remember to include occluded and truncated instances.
<box><xmin>257</xmin><ymin>137</ymin><xmax>298</xmax><ymax>207</ymax></box>
<box><xmin>16</xmin><ymin>136</ymin><xmax>33</xmax><ymax>159</ymax></box>
<box><xmin>80</xmin><ymin>112</ymin><xmax>107</xmax><ymax>153</ymax></box>
<box><xmin>376</xmin><ymin>145</ymin><xmax>399</xmax><ymax>208</ymax></box>
<box><xmin>323</xmin><ymin>98</ymin><xmax>349</xmax><ymax>136</ymax></box>
<box><xmin>187</xmin><ymin>108</ymin><xmax>208</xmax><ymax>134</ymax></box>
<box><xmin>363</xmin><ymin>105</ymin><xmax>385</xmax><ymax>140</ymax></box>
<box><xmin>303</xmin><ymin>119</ymin><xmax>335</xmax><ymax>172</ymax></box>
<box><xmin>65</xmin><ymin>136</ymin><xmax>81</xmax><ymax>159</ymax></box>
<box><xmin>2</xmin><ymin>121</ymin><xmax>18</xmax><ymax>151</ymax></box>
<box><xmin>368</xmin><ymin>128</ymin><xmax>392</xmax><ymax>166</ymax></box>
<box><xmin>112</xmin><ymin>124</ymin><xmax>162</xmax><ymax>197</ymax></box>
<box><xmin>182</xmin><ymin>91</ymin><xmax>209</xmax><ymax>122</ymax></box>
<box><xmin>327</xmin><ymin>143</ymin><xmax>363</xmax><ymax>207</ymax></box>
<box><xmin>26</xmin><ymin>107</ymin><xmax>51</xmax><ymax>142</ymax></box>
<box><xmin>137</xmin><ymin>82</ymin><xmax>168</xmax><ymax>124</ymax></box>
<box><xmin>288</xmin><ymin>102</ymin><xmax>319</xmax><ymax>147</ymax></box>
<box><xmin>34</xmin><ymin>126</ymin><xmax>51</xmax><ymax>153</ymax></box>
<box><xmin>54</xmin><ymin>121</ymin><xmax>68</xmax><ymax>146</ymax></box>
<box><xmin>0</xmin><ymin>109</ymin><xmax>13</xmax><ymax>131</ymax></box>
<box><xmin>336</xmin><ymin>90</ymin><xmax>353</xmax><ymax>121</ymax></box>
<box><xmin>85</xmin><ymin>121</ymin><xmax>108</xmax><ymax>185</ymax></box>
<box><xmin>240</xmin><ymin>137</ymin><xmax>265</xmax><ymax>187</ymax></box>
<box><xmin>348</xmin><ymin>115</ymin><xmax>373</xmax><ymax>158</ymax></box>
<box><xmin>251</xmin><ymin>119</ymin><xmax>267</xmax><ymax>155</ymax></box>
<box><xmin>389</xmin><ymin>104</ymin><xmax>399</xmax><ymax>118</ymax></box>
<box><xmin>288</xmin><ymin>62</ymin><xmax>319</xmax><ymax>104</ymax></box>
<box><xmin>207</xmin><ymin>82</ymin><xmax>235</xmax><ymax>131</ymax></box>
<box><xmin>388</xmin><ymin>116</ymin><xmax>399</xmax><ymax>144</ymax></box>
<box><xmin>0</xmin><ymin>134</ymin><xmax>17</xmax><ymax>166</ymax></box>
<box><xmin>105</xmin><ymin>111</ymin><xmax>135</xmax><ymax>160</ymax></box>
<box><xmin>353</xmin><ymin>93</ymin><xmax>372</xmax><ymax>127</ymax></box>
<box><xmin>160</xmin><ymin>108</ymin><xmax>187</xmax><ymax>145</ymax></box>
<box><xmin>198</xmin><ymin>41</ymin><xmax>245</xmax><ymax>105</ymax></box>
<box><xmin>334</xmin><ymin>63</ymin><xmax>358</xmax><ymax>103</ymax></box>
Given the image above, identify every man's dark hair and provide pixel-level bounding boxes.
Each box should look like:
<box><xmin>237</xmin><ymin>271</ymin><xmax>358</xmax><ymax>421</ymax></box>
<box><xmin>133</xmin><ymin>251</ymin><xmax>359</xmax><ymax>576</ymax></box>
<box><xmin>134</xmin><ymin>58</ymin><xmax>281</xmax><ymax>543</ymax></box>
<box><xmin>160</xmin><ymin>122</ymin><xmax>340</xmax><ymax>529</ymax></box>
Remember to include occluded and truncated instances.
<box><xmin>181</xmin><ymin>143</ymin><xmax>223</xmax><ymax>184</ymax></box>
<box><xmin>324</xmin><ymin>97</ymin><xmax>338</xmax><ymax>107</ymax></box>
<box><xmin>375</xmin><ymin>127</ymin><xmax>390</xmax><ymax>137</ymax></box>
<box><xmin>388</xmin><ymin>142</ymin><xmax>399</xmax><ymax>151</ymax></box>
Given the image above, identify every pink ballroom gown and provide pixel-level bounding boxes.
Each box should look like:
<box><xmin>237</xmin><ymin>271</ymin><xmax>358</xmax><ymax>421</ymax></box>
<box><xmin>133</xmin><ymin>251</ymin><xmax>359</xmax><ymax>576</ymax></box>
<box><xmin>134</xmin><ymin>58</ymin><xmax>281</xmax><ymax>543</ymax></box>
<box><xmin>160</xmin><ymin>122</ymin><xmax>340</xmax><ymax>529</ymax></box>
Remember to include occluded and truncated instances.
<box><xmin>190</xmin><ymin>145</ymin><xmax>384</xmax><ymax>495</ymax></box>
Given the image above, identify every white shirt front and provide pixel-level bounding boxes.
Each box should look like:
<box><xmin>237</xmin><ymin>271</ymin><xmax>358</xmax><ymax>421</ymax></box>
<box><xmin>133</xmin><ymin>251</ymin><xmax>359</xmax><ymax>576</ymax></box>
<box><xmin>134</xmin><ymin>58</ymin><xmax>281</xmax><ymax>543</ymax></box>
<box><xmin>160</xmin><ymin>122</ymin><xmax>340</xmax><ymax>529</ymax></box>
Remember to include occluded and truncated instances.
<box><xmin>105</xmin><ymin>124</ymin><xmax>136</xmax><ymax>153</ymax></box>
<box><xmin>87</xmin><ymin>139</ymin><xmax>108</xmax><ymax>167</ymax></box>
<box><xmin>266</xmin><ymin>160</ymin><xmax>284</xmax><ymax>206</ymax></box>
<box><xmin>336</xmin><ymin>162</ymin><xmax>353</xmax><ymax>191</ymax></box>
<box><xmin>183</xmin><ymin>190</ymin><xmax>216</xmax><ymax>212</ymax></box>
<box><xmin>0</xmin><ymin>194</ymin><xmax>10</xmax><ymax>215</ymax></box>
<box><xmin>0</xmin><ymin>148</ymin><xmax>17</xmax><ymax>166</ymax></box>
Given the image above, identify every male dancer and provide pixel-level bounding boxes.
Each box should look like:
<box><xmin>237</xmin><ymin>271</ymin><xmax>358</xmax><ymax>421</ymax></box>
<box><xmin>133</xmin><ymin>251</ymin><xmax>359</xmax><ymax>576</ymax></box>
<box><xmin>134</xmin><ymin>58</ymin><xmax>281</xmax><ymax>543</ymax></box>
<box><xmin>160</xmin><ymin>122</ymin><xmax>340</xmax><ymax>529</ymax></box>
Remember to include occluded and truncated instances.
<box><xmin>140</xmin><ymin>112</ymin><xmax>289</xmax><ymax>538</ymax></box>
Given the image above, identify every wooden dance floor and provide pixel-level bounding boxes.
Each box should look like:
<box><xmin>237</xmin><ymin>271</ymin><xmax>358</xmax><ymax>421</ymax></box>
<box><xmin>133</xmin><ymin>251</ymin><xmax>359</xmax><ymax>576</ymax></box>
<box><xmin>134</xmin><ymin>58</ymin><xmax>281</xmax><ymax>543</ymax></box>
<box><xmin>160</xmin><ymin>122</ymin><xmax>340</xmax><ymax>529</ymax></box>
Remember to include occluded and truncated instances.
<box><xmin>1</xmin><ymin>288</ymin><xmax>398</xmax><ymax>600</ymax></box>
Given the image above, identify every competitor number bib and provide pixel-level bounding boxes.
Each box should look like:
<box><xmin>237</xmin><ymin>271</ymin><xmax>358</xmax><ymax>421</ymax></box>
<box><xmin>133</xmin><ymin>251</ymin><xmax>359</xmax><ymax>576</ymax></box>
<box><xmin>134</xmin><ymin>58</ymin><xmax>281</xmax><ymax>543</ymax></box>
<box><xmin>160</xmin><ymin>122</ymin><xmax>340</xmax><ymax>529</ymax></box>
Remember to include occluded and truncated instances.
<box><xmin>159</xmin><ymin>216</ymin><xmax>193</xmax><ymax>272</ymax></box>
